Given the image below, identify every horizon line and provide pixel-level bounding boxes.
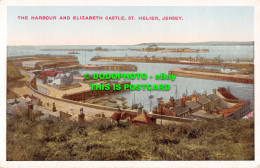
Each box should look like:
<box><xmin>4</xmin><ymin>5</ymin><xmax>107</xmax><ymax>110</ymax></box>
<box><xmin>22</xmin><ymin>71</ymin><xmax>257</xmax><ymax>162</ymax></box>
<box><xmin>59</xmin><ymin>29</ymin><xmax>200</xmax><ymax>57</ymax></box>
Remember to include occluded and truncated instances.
<box><xmin>7</xmin><ymin>40</ymin><xmax>254</xmax><ymax>46</ymax></box>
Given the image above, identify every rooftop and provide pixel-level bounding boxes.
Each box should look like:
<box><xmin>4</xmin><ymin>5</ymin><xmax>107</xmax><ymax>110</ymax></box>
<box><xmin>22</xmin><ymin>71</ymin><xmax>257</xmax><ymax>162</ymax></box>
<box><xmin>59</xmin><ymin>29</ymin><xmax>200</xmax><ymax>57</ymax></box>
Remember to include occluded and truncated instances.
<box><xmin>206</xmin><ymin>94</ymin><xmax>220</xmax><ymax>101</ymax></box>
<box><xmin>22</xmin><ymin>60</ymin><xmax>47</xmax><ymax>64</ymax></box>
<box><xmin>172</xmin><ymin>106</ymin><xmax>189</xmax><ymax>115</ymax></box>
<box><xmin>217</xmin><ymin>87</ymin><xmax>238</xmax><ymax>100</ymax></box>
<box><xmin>37</xmin><ymin>71</ymin><xmax>63</xmax><ymax>79</ymax></box>
<box><xmin>186</xmin><ymin>101</ymin><xmax>200</xmax><ymax>109</ymax></box>
<box><xmin>191</xmin><ymin>110</ymin><xmax>222</xmax><ymax>119</ymax></box>
<box><xmin>197</xmin><ymin>97</ymin><xmax>211</xmax><ymax>105</ymax></box>
<box><xmin>218</xmin><ymin>102</ymin><xmax>244</xmax><ymax>118</ymax></box>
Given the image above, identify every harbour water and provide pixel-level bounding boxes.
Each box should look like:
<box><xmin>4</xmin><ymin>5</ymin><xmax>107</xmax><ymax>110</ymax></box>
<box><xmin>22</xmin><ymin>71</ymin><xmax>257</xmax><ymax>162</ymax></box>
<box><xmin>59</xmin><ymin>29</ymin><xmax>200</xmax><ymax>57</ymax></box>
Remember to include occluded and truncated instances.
<box><xmin>7</xmin><ymin>44</ymin><xmax>254</xmax><ymax>111</ymax></box>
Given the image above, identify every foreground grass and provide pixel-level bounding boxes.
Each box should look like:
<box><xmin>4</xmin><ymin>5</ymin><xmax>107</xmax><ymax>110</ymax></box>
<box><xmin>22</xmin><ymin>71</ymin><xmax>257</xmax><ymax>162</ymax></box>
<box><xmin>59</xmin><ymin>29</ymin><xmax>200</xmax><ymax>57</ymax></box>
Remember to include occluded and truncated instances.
<box><xmin>7</xmin><ymin>112</ymin><xmax>254</xmax><ymax>160</ymax></box>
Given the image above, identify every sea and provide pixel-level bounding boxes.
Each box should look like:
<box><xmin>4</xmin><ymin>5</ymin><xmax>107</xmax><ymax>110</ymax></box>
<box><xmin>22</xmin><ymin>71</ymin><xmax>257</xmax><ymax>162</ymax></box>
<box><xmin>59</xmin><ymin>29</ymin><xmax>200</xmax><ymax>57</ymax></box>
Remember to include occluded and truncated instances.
<box><xmin>7</xmin><ymin>44</ymin><xmax>254</xmax><ymax>111</ymax></box>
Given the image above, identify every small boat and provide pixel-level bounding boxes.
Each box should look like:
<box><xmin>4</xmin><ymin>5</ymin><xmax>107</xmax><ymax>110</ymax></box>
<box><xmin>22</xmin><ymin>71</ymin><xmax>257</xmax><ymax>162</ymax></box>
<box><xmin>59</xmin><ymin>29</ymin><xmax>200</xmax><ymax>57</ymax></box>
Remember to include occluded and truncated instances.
<box><xmin>116</xmin><ymin>97</ymin><xmax>126</xmax><ymax>101</ymax></box>
<box><xmin>131</xmin><ymin>104</ymin><xmax>138</xmax><ymax>110</ymax></box>
<box><xmin>149</xmin><ymin>91</ymin><xmax>154</xmax><ymax>99</ymax></box>
<box><xmin>108</xmin><ymin>99</ymin><xmax>117</xmax><ymax>103</ymax></box>
<box><xmin>122</xmin><ymin>106</ymin><xmax>128</xmax><ymax>109</ymax></box>
<box><xmin>122</xmin><ymin>101</ymin><xmax>128</xmax><ymax>105</ymax></box>
<box><xmin>68</xmin><ymin>51</ymin><xmax>79</xmax><ymax>54</ymax></box>
<box><xmin>157</xmin><ymin>97</ymin><xmax>163</xmax><ymax>101</ymax></box>
<box><xmin>101</xmin><ymin>103</ymin><xmax>107</xmax><ymax>106</ymax></box>
<box><xmin>100</xmin><ymin>97</ymin><xmax>109</xmax><ymax>100</ymax></box>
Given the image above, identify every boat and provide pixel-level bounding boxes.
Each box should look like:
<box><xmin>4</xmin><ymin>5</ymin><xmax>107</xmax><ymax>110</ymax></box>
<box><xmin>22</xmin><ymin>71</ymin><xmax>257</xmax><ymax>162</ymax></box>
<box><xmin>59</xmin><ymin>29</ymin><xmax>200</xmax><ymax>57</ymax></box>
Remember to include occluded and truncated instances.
<box><xmin>116</xmin><ymin>97</ymin><xmax>126</xmax><ymax>101</ymax></box>
<box><xmin>131</xmin><ymin>104</ymin><xmax>138</xmax><ymax>110</ymax></box>
<box><xmin>122</xmin><ymin>101</ymin><xmax>128</xmax><ymax>105</ymax></box>
<box><xmin>157</xmin><ymin>97</ymin><xmax>163</xmax><ymax>101</ymax></box>
<box><xmin>68</xmin><ymin>51</ymin><xmax>79</xmax><ymax>54</ymax></box>
<box><xmin>149</xmin><ymin>91</ymin><xmax>154</xmax><ymax>99</ymax></box>
<box><xmin>108</xmin><ymin>99</ymin><xmax>117</xmax><ymax>103</ymax></box>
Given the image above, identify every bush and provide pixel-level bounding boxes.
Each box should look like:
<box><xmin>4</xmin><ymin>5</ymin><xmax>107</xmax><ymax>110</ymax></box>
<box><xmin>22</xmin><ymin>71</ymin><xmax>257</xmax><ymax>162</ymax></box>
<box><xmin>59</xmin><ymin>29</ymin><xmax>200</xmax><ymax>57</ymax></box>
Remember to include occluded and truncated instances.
<box><xmin>6</xmin><ymin>114</ymin><xmax>254</xmax><ymax>161</ymax></box>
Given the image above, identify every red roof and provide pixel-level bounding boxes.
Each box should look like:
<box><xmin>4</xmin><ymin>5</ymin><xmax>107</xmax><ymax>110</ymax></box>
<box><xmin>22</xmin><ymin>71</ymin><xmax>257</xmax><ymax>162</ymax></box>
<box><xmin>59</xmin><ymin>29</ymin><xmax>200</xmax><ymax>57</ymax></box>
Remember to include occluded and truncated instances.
<box><xmin>121</xmin><ymin>113</ymin><xmax>136</xmax><ymax>120</ymax></box>
<box><xmin>131</xmin><ymin>113</ymin><xmax>155</xmax><ymax>124</ymax></box>
<box><xmin>23</xmin><ymin>94</ymin><xmax>38</xmax><ymax>100</ymax></box>
<box><xmin>37</xmin><ymin>71</ymin><xmax>62</xmax><ymax>79</ymax></box>
<box><xmin>111</xmin><ymin>112</ymin><xmax>121</xmax><ymax>121</ymax></box>
<box><xmin>217</xmin><ymin>88</ymin><xmax>238</xmax><ymax>100</ymax></box>
<box><xmin>23</xmin><ymin>94</ymin><xmax>29</xmax><ymax>98</ymax></box>
<box><xmin>219</xmin><ymin>102</ymin><xmax>244</xmax><ymax>118</ymax></box>
<box><xmin>162</xmin><ymin>108</ymin><xmax>175</xmax><ymax>116</ymax></box>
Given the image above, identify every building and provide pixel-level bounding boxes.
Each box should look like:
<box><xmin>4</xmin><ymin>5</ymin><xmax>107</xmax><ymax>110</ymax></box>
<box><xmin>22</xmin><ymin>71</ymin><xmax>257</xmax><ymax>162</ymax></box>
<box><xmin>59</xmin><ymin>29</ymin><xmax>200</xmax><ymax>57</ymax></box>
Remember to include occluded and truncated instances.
<box><xmin>190</xmin><ymin>110</ymin><xmax>223</xmax><ymax>120</ymax></box>
<box><xmin>186</xmin><ymin>101</ymin><xmax>201</xmax><ymax>113</ymax></box>
<box><xmin>153</xmin><ymin>87</ymin><xmax>251</xmax><ymax>120</ymax></box>
<box><xmin>144</xmin><ymin>44</ymin><xmax>158</xmax><ymax>51</ymax></box>
<box><xmin>22</xmin><ymin>94</ymin><xmax>41</xmax><ymax>105</ymax></box>
<box><xmin>131</xmin><ymin>112</ymin><xmax>156</xmax><ymax>124</ymax></box>
<box><xmin>171</xmin><ymin>106</ymin><xmax>189</xmax><ymax>117</ymax></box>
<box><xmin>49</xmin><ymin>72</ymin><xmax>74</xmax><ymax>86</ymax></box>
<box><xmin>36</xmin><ymin>70</ymin><xmax>63</xmax><ymax>84</ymax></box>
<box><xmin>221</xmin><ymin>67</ymin><xmax>238</xmax><ymax>73</ymax></box>
<box><xmin>219</xmin><ymin>100</ymin><xmax>251</xmax><ymax>119</ymax></box>
<box><xmin>39</xmin><ymin>60</ymin><xmax>79</xmax><ymax>70</ymax></box>
<box><xmin>60</xmin><ymin>73</ymin><xmax>74</xmax><ymax>85</ymax></box>
<box><xmin>21</xmin><ymin>60</ymin><xmax>44</xmax><ymax>69</ymax></box>
<box><xmin>73</xmin><ymin>76</ymin><xmax>85</xmax><ymax>83</ymax></box>
<box><xmin>206</xmin><ymin>94</ymin><xmax>221</xmax><ymax>111</ymax></box>
<box><xmin>37</xmin><ymin>70</ymin><xmax>78</xmax><ymax>86</ymax></box>
<box><xmin>196</xmin><ymin>97</ymin><xmax>211</xmax><ymax>111</ymax></box>
<box><xmin>7</xmin><ymin>96</ymin><xmax>41</xmax><ymax>116</ymax></box>
<box><xmin>7</xmin><ymin>100</ymin><xmax>28</xmax><ymax>116</ymax></box>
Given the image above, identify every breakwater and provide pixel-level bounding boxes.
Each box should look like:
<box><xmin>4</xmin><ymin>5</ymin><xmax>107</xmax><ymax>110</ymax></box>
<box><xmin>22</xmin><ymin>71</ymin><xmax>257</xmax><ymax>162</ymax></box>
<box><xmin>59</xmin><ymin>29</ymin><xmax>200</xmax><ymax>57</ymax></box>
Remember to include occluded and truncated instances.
<box><xmin>169</xmin><ymin>68</ymin><xmax>254</xmax><ymax>84</ymax></box>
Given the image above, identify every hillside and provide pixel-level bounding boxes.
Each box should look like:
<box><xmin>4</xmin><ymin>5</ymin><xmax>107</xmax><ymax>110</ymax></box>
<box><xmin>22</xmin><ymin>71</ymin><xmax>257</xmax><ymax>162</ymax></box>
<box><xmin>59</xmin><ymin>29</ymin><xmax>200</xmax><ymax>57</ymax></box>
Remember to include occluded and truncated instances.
<box><xmin>7</xmin><ymin>112</ymin><xmax>254</xmax><ymax>161</ymax></box>
<box><xmin>7</xmin><ymin>63</ymin><xmax>22</xmax><ymax>81</ymax></box>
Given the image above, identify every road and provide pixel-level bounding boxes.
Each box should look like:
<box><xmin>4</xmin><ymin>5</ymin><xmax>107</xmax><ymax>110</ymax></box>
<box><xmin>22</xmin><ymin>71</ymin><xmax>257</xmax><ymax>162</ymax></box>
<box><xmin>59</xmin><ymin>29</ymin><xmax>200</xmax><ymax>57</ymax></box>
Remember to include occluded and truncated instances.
<box><xmin>13</xmin><ymin>70</ymin><xmax>116</xmax><ymax>120</ymax></box>
<box><xmin>8</xmin><ymin>70</ymin><xmax>195</xmax><ymax>124</ymax></box>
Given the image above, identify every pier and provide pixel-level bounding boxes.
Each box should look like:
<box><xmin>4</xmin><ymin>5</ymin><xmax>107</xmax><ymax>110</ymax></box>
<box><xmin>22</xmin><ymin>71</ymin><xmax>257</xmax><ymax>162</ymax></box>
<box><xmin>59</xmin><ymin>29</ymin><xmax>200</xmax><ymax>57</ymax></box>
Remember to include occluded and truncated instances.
<box><xmin>57</xmin><ymin>64</ymin><xmax>137</xmax><ymax>71</ymax></box>
<box><xmin>62</xmin><ymin>82</ymin><xmax>131</xmax><ymax>101</ymax></box>
<box><xmin>169</xmin><ymin>68</ymin><xmax>254</xmax><ymax>84</ymax></box>
<box><xmin>91</xmin><ymin>56</ymin><xmax>221</xmax><ymax>66</ymax></box>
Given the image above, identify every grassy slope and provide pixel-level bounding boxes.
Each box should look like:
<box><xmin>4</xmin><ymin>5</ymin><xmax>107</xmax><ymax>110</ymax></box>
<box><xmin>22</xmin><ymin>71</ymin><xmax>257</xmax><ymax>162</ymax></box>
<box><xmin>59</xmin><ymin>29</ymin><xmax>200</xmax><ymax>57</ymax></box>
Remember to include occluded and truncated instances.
<box><xmin>7</xmin><ymin>63</ymin><xmax>22</xmax><ymax>81</ymax></box>
<box><xmin>7</xmin><ymin>112</ymin><xmax>254</xmax><ymax>161</ymax></box>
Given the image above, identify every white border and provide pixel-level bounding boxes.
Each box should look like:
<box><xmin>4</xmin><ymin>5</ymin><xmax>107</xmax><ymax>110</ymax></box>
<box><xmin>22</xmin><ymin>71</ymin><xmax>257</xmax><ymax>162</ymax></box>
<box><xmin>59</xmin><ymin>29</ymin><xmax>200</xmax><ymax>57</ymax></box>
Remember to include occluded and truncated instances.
<box><xmin>0</xmin><ymin>0</ymin><xmax>259</xmax><ymax>168</ymax></box>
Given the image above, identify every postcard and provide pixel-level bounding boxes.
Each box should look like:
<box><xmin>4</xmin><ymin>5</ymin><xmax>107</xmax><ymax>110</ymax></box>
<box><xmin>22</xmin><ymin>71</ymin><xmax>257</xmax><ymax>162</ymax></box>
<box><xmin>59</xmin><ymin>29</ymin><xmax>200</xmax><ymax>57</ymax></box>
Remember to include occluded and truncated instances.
<box><xmin>1</xmin><ymin>1</ymin><xmax>260</xmax><ymax>168</ymax></box>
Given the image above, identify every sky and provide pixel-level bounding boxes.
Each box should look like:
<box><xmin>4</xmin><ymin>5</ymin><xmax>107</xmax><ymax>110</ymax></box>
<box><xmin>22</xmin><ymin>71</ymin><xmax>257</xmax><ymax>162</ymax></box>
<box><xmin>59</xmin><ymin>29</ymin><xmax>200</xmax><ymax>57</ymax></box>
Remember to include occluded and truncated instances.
<box><xmin>7</xmin><ymin>6</ymin><xmax>254</xmax><ymax>45</ymax></box>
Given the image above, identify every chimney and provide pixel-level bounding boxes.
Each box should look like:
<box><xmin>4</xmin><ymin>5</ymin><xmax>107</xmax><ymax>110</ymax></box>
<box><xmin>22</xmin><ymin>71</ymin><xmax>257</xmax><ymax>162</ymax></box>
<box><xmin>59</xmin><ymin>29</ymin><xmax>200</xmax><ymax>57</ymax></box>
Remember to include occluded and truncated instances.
<box><xmin>52</xmin><ymin>102</ymin><xmax>57</xmax><ymax>112</ymax></box>
<box><xmin>78</xmin><ymin>113</ymin><xmax>85</xmax><ymax>121</ymax></box>
<box><xmin>181</xmin><ymin>98</ymin><xmax>186</xmax><ymax>107</ymax></box>
<box><xmin>192</xmin><ymin>91</ymin><xmax>196</xmax><ymax>97</ymax></box>
<box><xmin>28</xmin><ymin>103</ymin><xmax>33</xmax><ymax>112</ymax></box>
<box><xmin>181</xmin><ymin>94</ymin><xmax>186</xmax><ymax>107</ymax></box>
<box><xmin>182</xmin><ymin>94</ymin><xmax>186</xmax><ymax>102</ymax></box>
<box><xmin>169</xmin><ymin>96</ymin><xmax>175</xmax><ymax>107</ymax></box>
<box><xmin>138</xmin><ymin>103</ymin><xmax>144</xmax><ymax>114</ymax></box>
<box><xmin>212</xmin><ymin>89</ymin><xmax>216</xmax><ymax>94</ymax></box>
<box><xmin>157</xmin><ymin>101</ymin><xmax>164</xmax><ymax>114</ymax></box>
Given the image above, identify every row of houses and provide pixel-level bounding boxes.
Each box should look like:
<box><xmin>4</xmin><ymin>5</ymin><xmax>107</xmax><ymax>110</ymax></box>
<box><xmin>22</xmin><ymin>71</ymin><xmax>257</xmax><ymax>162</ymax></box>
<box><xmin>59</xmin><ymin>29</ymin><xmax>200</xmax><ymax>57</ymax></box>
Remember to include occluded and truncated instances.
<box><xmin>153</xmin><ymin>88</ymin><xmax>251</xmax><ymax>120</ymax></box>
<box><xmin>7</xmin><ymin>95</ymin><xmax>74</xmax><ymax>122</ymax></box>
<box><xmin>36</xmin><ymin>70</ymin><xmax>80</xmax><ymax>86</ymax></box>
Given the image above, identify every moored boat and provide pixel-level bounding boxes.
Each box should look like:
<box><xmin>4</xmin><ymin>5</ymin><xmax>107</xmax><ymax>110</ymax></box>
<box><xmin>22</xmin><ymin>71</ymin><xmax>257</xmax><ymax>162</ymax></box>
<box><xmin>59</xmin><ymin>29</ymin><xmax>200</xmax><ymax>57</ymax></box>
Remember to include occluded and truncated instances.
<box><xmin>68</xmin><ymin>51</ymin><xmax>80</xmax><ymax>54</ymax></box>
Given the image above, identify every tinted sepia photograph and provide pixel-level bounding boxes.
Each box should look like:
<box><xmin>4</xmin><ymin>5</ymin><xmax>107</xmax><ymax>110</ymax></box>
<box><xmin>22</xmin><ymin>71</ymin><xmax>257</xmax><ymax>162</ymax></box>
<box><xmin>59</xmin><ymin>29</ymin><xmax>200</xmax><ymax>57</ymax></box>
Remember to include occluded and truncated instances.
<box><xmin>3</xmin><ymin>4</ymin><xmax>257</xmax><ymax>165</ymax></box>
